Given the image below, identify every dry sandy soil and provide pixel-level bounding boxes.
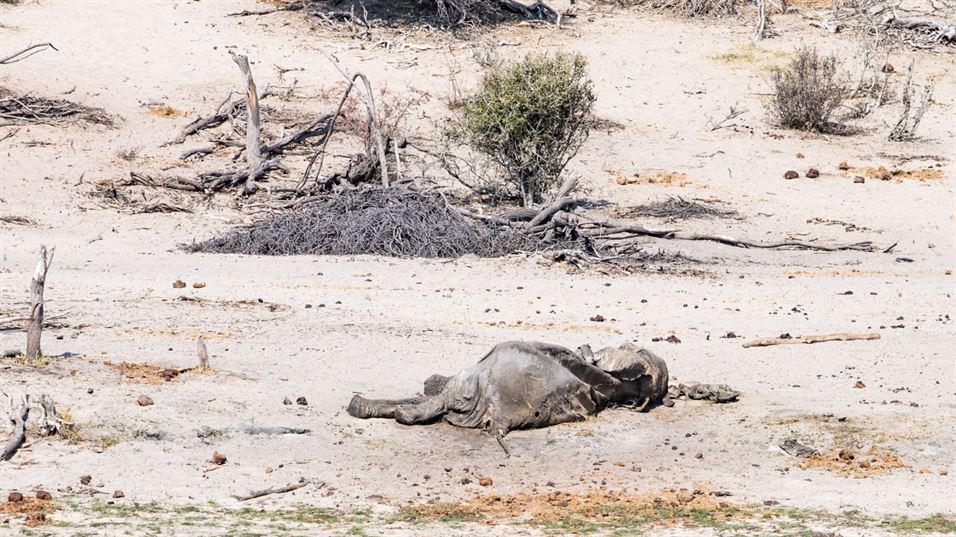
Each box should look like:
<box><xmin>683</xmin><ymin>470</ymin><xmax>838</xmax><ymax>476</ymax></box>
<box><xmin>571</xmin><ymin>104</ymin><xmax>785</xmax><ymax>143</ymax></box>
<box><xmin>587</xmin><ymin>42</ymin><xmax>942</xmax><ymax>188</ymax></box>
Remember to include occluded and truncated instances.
<box><xmin>1</xmin><ymin>0</ymin><xmax>955</xmax><ymax>535</ymax></box>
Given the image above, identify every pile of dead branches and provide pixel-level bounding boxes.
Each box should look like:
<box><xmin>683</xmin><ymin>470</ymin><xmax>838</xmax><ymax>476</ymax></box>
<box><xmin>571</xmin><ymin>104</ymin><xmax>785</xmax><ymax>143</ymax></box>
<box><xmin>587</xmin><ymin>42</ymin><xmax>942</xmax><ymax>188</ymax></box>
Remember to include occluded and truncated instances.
<box><xmin>187</xmin><ymin>187</ymin><xmax>538</xmax><ymax>258</ymax></box>
<box><xmin>599</xmin><ymin>0</ymin><xmax>737</xmax><ymax>17</ymax></box>
<box><xmin>232</xmin><ymin>0</ymin><xmax>559</xmax><ymax>26</ymax></box>
<box><xmin>0</xmin><ymin>87</ymin><xmax>113</xmax><ymax>126</ymax></box>
<box><xmin>618</xmin><ymin>196</ymin><xmax>739</xmax><ymax>221</ymax></box>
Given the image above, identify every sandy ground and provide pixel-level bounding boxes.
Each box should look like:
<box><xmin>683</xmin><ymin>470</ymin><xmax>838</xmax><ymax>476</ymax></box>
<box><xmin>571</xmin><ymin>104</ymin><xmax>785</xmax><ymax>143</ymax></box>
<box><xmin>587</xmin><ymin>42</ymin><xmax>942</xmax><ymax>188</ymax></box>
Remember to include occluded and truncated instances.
<box><xmin>1</xmin><ymin>0</ymin><xmax>955</xmax><ymax>535</ymax></box>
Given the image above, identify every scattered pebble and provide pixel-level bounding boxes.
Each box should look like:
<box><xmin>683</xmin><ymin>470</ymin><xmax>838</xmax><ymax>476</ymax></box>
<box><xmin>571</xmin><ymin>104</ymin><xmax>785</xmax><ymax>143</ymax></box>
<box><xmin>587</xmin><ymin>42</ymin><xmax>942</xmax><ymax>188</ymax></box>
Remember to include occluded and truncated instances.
<box><xmin>589</xmin><ymin>314</ymin><xmax>606</xmax><ymax>322</ymax></box>
<box><xmin>136</xmin><ymin>394</ymin><xmax>154</xmax><ymax>406</ymax></box>
<box><xmin>478</xmin><ymin>477</ymin><xmax>493</xmax><ymax>487</ymax></box>
<box><xmin>210</xmin><ymin>451</ymin><xmax>227</xmax><ymax>465</ymax></box>
<box><xmin>79</xmin><ymin>475</ymin><xmax>92</xmax><ymax>486</ymax></box>
<box><xmin>296</xmin><ymin>396</ymin><xmax>308</xmax><ymax>406</ymax></box>
<box><xmin>113</xmin><ymin>490</ymin><xmax>125</xmax><ymax>498</ymax></box>
<box><xmin>283</xmin><ymin>397</ymin><xmax>292</xmax><ymax>405</ymax></box>
<box><xmin>192</xmin><ymin>281</ymin><xmax>206</xmax><ymax>289</ymax></box>
<box><xmin>853</xmin><ymin>176</ymin><xmax>865</xmax><ymax>184</ymax></box>
<box><xmin>172</xmin><ymin>280</ymin><xmax>186</xmax><ymax>289</ymax></box>
<box><xmin>806</xmin><ymin>168</ymin><xmax>820</xmax><ymax>178</ymax></box>
<box><xmin>854</xmin><ymin>381</ymin><xmax>866</xmax><ymax>389</ymax></box>
<box><xmin>7</xmin><ymin>492</ymin><xmax>23</xmax><ymax>503</ymax></box>
<box><xmin>784</xmin><ymin>170</ymin><xmax>799</xmax><ymax>180</ymax></box>
<box><xmin>882</xmin><ymin>63</ymin><xmax>895</xmax><ymax>73</ymax></box>
<box><xmin>838</xmin><ymin>161</ymin><xmax>850</xmax><ymax>170</ymax></box>
<box><xmin>35</xmin><ymin>491</ymin><xmax>52</xmax><ymax>501</ymax></box>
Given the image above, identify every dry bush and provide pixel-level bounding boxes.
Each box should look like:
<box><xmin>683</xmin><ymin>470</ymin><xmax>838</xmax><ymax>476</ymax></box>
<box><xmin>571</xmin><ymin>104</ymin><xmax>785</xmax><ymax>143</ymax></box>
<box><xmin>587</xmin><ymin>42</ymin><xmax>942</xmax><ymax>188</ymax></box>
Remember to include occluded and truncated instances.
<box><xmin>449</xmin><ymin>52</ymin><xmax>595</xmax><ymax>207</ymax></box>
<box><xmin>321</xmin><ymin>82</ymin><xmax>426</xmax><ymax>144</ymax></box>
<box><xmin>766</xmin><ymin>47</ymin><xmax>849</xmax><ymax>133</ymax></box>
<box><xmin>888</xmin><ymin>61</ymin><xmax>933</xmax><ymax>142</ymax></box>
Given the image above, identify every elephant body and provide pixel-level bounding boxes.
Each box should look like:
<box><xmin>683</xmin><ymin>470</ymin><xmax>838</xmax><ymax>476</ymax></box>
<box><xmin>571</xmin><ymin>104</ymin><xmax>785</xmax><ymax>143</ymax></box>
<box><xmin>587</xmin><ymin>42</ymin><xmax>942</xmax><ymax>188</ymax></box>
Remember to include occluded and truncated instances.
<box><xmin>347</xmin><ymin>341</ymin><xmax>670</xmax><ymax>435</ymax></box>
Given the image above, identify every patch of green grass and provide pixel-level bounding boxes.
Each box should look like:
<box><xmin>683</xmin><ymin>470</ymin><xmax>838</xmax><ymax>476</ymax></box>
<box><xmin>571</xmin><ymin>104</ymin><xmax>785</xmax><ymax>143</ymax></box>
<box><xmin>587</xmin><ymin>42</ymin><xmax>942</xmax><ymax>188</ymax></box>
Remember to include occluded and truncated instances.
<box><xmin>881</xmin><ymin>514</ymin><xmax>956</xmax><ymax>533</ymax></box>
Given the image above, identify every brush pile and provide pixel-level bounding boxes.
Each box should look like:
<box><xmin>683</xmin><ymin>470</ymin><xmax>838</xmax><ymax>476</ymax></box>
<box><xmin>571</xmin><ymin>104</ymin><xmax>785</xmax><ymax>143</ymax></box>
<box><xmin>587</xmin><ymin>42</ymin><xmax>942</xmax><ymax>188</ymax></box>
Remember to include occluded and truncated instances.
<box><xmin>187</xmin><ymin>187</ymin><xmax>538</xmax><ymax>258</ymax></box>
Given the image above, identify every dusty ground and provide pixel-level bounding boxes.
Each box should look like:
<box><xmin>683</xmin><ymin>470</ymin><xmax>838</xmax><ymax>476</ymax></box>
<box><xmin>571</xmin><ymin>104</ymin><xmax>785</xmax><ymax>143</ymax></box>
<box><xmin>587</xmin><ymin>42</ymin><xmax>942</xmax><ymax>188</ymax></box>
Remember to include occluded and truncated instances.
<box><xmin>1</xmin><ymin>0</ymin><xmax>954</xmax><ymax>535</ymax></box>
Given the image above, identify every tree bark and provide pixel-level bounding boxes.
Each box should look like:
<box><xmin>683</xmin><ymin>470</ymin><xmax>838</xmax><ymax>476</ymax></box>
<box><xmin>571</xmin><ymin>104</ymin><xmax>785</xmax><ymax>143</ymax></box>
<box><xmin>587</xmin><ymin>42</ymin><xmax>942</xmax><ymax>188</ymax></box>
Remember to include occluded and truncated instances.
<box><xmin>231</xmin><ymin>52</ymin><xmax>263</xmax><ymax>195</ymax></box>
<box><xmin>25</xmin><ymin>246</ymin><xmax>54</xmax><ymax>361</ymax></box>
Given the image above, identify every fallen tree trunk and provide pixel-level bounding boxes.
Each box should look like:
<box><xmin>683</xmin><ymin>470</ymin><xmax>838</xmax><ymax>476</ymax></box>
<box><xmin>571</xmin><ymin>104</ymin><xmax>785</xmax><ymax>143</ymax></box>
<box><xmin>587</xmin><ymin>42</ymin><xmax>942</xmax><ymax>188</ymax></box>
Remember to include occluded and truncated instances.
<box><xmin>742</xmin><ymin>332</ymin><xmax>881</xmax><ymax>348</ymax></box>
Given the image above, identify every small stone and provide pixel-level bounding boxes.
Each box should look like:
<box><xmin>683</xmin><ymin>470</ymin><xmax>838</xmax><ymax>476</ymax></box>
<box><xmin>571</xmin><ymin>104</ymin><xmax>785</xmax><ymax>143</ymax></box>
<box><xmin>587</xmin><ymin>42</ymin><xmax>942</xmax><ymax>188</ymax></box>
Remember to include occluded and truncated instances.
<box><xmin>478</xmin><ymin>476</ymin><xmax>493</xmax><ymax>487</ymax></box>
<box><xmin>784</xmin><ymin>170</ymin><xmax>799</xmax><ymax>180</ymax></box>
<box><xmin>676</xmin><ymin>491</ymin><xmax>694</xmax><ymax>504</ymax></box>
<box><xmin>192</xmin><ymin>281</ymin><xmax>206</xmax><ymax>289</ymax></box>
<box><xmin>87</xmin><ymin>388</ymin><xmax>94</xmax><ymax>394</ymax></box>
<box><xmin>35</xmin><ymin>491</ymin><xmax>52</xmax><ymax>501</ymax></box>
<box><xmin>806</xmin><ymin>168</ymin><xmax>820</xmax><ymax>178</ymax></box>
<box><xmin>282</xmin><ymin>397</ymin><xmax>292</xmax><ymax>405</ymax></box>
<box><xmin>112</xmin><ymin>490</ymin><xmax>125</xmax><ymax>498</ymax></box>
<box><xmin>589</xmin><ymin>315</ymin><xmax>605</xmax><ymax>322</ymax></box>
<box><xmin>859</xmin><ymin>460</ymin><xmax>871</xmax><ymax>469</ymax></box>
<box><xmin>880</xmin><ymin>170</ymin><xmax>892</xmax><ymax>181</ymax></box>
<box><xmin>460</xmin><ymin>477</ymin><xmax>472</xmax><ymax>485</ymax></box>
<box><xmin>881</xmin><ymin>63</ymin><xmax>895</xmax><ymax>73</ymax></box>
<box><xmin>136</xmin><ymin>394</ymin><xmax>154</xmax><ymax>406</ymax></box>
<box><xmin>838</xmin><ymin>449</ymin><xmax>855</xmax><ymax>461</ymax></box>
<box><xmin>854</xmin><ymin>381</ymin><xmax>865</xmax><ymax>389</ymax></box>
<box><xmin>695</xmin><ymin>453</ymin><xmax>703</xmax><ymax>459</ymax></box>
<box><xmin>80</xmin><ymin>475</ymin><xmax>92</xmax><ymax>485</ymax></box>
<box><xmin>853</xmin><ymin>176</ymin><xmax>865</xmax><ymax>184</ymax></box>
<box><xmin>172</xmin><ymin>280</ymin><xmax>186</xmax><ymax>289</ymax></box>
<box><xmin>7</xmin><ymin>492</ymin><xmax>23</xmax><ymax>503</ymax></box>
<box><xmin>838</xmin><ymin>161</ymin><xmax>850</xmax><ymax>170</ymax></box>
<box><xmin>919</xmin><ymin>467</ymin><xmax>931</xmax><ymax>474</ymax></box>
<box><xmin>295</xmin><ymin>396</ymin><xmax>308</xmax><ymax>406</ymax></box>
<box><xmin>210</xmin><ymin>451</ymin><xmax>227</xmax><ymax>465</ymax></box>
<box><xmin>940</xmin><ymin>468</ymin><xmax>948</xmax><ymax>476</ymax></box>
<box><xmin>795</xmin><ymin>152</ymin><xmax>804</xmax><ymax>159</ymax></box>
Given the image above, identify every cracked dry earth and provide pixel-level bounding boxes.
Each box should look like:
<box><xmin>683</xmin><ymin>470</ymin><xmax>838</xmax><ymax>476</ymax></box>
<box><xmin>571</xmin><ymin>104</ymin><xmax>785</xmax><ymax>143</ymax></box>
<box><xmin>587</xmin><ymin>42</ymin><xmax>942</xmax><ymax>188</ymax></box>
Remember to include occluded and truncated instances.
<box><xmin>1</xmin><ymin>0</ymin><xmax>955</xmax><ymax>535</ymax></box>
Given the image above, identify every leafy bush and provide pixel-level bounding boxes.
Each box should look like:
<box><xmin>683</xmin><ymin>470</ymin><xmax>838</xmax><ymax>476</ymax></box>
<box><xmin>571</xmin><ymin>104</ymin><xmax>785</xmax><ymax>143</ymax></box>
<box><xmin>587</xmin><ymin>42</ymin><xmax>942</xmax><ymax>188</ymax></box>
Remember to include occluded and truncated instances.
<box><xmin>766</xmin><ymin>48</ymin><xmax>849</xmax><ymax>133</ymax></box>
<box><xmin>450</xmin><ymin>52</ymin><xmax>596</xmax><ymax>207</ymax></box>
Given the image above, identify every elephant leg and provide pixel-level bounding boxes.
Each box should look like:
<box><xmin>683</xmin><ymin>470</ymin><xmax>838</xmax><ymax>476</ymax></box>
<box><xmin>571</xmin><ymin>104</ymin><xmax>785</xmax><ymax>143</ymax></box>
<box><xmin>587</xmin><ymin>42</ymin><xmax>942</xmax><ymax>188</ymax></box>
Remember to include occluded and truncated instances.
<box><xmin>393</xmin><ymin>395</ymin><xmax>449</xmax><ymax>425</ymax></box>
<box><xmin>347</xmin><ymin>395</ymin><xmax>429</xmax><ymax>419</ymax></box>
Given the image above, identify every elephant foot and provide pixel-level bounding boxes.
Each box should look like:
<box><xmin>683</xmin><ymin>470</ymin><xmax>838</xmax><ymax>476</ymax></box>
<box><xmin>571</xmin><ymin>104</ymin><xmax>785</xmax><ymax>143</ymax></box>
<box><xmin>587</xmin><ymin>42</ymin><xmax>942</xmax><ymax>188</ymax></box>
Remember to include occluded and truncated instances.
<box><xmin>347</xmin><ymin>395</ymin><xmax>374</xmax><ymax>419</ymax></box>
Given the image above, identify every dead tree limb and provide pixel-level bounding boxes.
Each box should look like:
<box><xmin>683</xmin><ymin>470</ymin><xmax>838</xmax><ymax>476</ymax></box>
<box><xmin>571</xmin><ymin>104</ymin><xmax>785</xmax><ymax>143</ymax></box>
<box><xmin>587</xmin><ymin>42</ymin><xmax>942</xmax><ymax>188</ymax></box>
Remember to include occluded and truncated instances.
<box><xmin>497</xmin><ymin>0</ymin><xmax>558</xmax><ymax>20</ymax></box>
<box><xmin>231</xmin><ymin>52</ymin><xmax>263</xmax><ymax>195</ymax></box>
<box><xmin>753</xmin><ymin>0</ymin><xmax>769</xmax><ymax>40</ymax></box>
<box><xmin>1</xmin><ymin>392</ymin><xmax>29</xmax><ymax>461</ymax></box>
<box><xmin>316</xmin><ymin>49</ymin><xmax>389</xmax><ymax>187</ymax></box>
<box><xmin>742</xmin><ymin>332</ymin><xmax>880</xmax><ymax>348</ymax></box>
<box><xmin>0</xmin><ymin>43</ymin><xmax>58</xmax><ymax>65</ymax></box>
<box><xmin>26</xmin><ymin>246</ymin><xmax>54</xmax><ymax>361</ymax></box>
<box><xmin>234</xmin><ymin>480</ymin><xmax>309</xmax><ymax>501</ymax></box>
<box><xmin>196</xmin><ymin>336</ymin><xmax>210</xmax><ymax>373</ymax></box>
<box><xmin>36</xmin><ymin>395</ymin><xmax>61</xmax><ymax>436</ymax></box>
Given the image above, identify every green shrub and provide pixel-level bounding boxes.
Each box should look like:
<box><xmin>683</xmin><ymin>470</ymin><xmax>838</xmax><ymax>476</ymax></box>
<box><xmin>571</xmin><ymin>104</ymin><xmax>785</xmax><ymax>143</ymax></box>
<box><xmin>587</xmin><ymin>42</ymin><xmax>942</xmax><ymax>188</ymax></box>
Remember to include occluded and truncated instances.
<box><xmin>766</xmin><ymin>47</ymin><xmax>849</xmax><ymax>133</ymax></box>
<box><xmin>450</xmin><ymin>52</ymin><xmax>596</xmax><ymax>207</ymax></box>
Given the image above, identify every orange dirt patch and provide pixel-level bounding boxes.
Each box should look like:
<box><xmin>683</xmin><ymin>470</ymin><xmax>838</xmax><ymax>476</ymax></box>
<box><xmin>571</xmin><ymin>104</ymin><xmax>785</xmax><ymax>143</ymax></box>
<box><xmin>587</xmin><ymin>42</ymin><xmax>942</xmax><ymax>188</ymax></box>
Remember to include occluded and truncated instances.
<box><xmin>401</xmin><ymin>488</ymin><xmax>745</xmax><ymax>526</ymax></box>
<box><xmin>800</xmin><ymin>449</ymin><xmax>906</xmax><ymax>477</ymax></box>
<box><xmin>847</xmin><ymin>165</ymin><xmax>946</xmax><ymax>182</ymax></box>
<box><xmin>0</xmin><ymin>499</ymin><xmax>54</xmax><ymax>527</ymax></box>
<box><xmin>104</xmin><ymin>361</ymin><xmax>192</xmax><ymax>383</ymax></box>
<box><xmin>147</xmin><ymin>105</ymin><xmax>184</xmax><ymax>118</ymax></box>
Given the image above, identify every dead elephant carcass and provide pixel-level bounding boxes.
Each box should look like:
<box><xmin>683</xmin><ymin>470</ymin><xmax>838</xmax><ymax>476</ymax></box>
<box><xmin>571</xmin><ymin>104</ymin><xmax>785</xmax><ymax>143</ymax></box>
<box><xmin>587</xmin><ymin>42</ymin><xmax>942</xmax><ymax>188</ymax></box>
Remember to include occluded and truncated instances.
<box><xmin>347</xmin><ymin>341</ymin><xmax>670</xmax><ymax>436</ymax></box>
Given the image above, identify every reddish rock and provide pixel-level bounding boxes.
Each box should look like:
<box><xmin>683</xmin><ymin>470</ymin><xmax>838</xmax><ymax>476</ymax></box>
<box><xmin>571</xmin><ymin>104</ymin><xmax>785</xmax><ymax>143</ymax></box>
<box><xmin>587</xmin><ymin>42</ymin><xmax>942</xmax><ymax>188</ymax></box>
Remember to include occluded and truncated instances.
<box><xmin>7</xmin><ymin>492</ymin><xmax>23</xmax><ymax>503</ymax></box>
<box><xmin>35</xmin><ymin>490</ymin><xmax>52</xmax><ymax>501</ymax></box>
<box><xmin>172</xmin><ymin>280</ymin><xmax>186</xmax><ymax>289</ymax></box>
<box><xmin>784</xmin><ymin>170</ymin><xmax>799</xmax><ymax>180</ymax></box>
<box><xmin>210</xmin><ymin>451</ymin><xmax>227</xmax><ymax>465</ymax></box>
<box><xmin>113</xmin><ymin>490</ymin><xmax>125</xmax><ymax>498</ymax></box>
<box><xmin>478</xmin><ymin>477</ymin><xmax>493</xmax><ymax>487</ymax></box>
